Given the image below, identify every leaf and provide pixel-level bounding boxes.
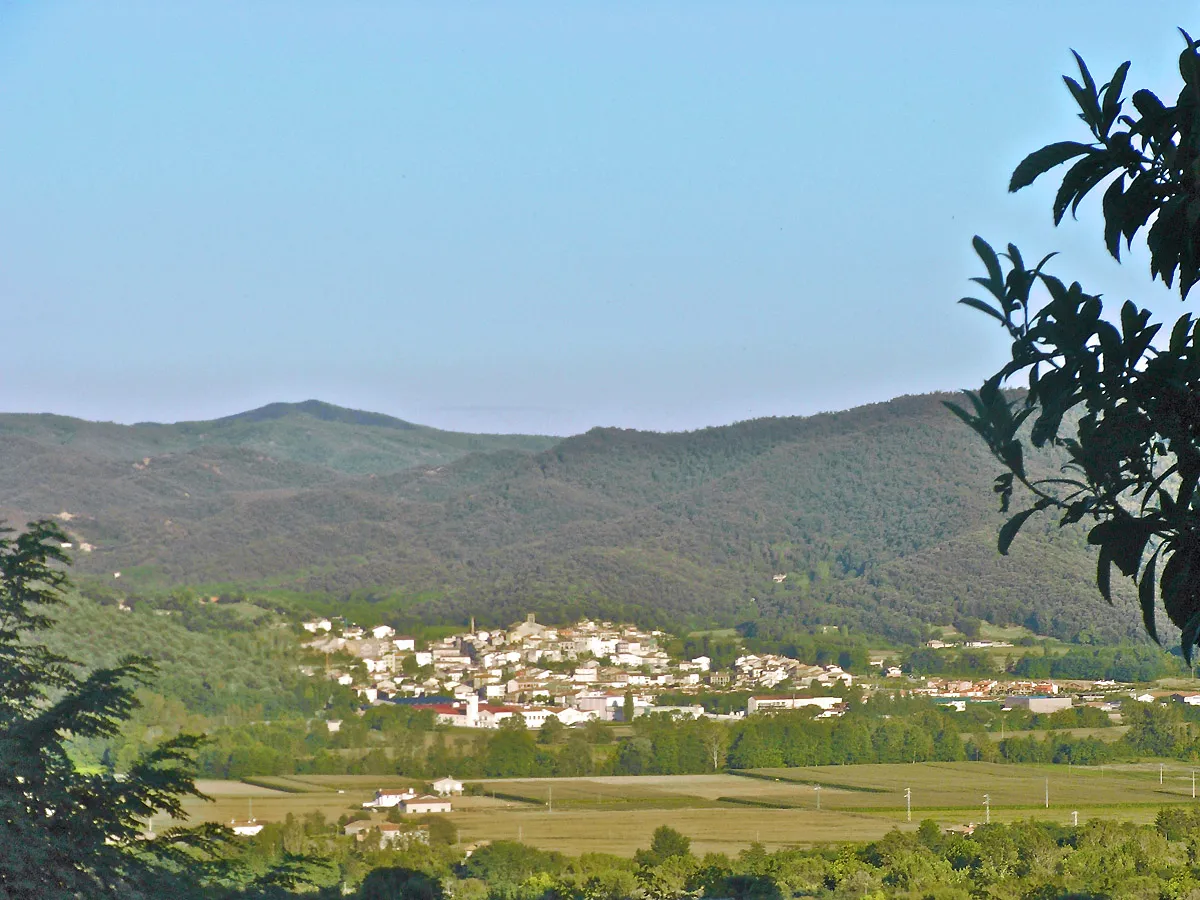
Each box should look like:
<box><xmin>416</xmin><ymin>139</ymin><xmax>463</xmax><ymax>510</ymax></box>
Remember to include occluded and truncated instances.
<box><xmin>1096</xmin><ymin>544</ymin><xmax>1113</xmax><ymax>604</ymax></box>
<box><xmin>1073</xmin><ymin>50</ymin><xmax>1098</xmax><ymax>97</ymax></box>
<box><xmin>1183</xmin><ymin>609</ymin><xmax>1200</xmax><ymax>666</ymax></box>
<box><xmin>958</xmin><ymin>297</ymin><xmax>1006</xmax><ymax>324</ymax></box>
<box><xmin>1170</xmin><ymin>315</ymin><xmax>1194</xmax><ymax>353</ymax></box>
<box><xmin>1101</xmin><ymin>176</ymin><xmax>1126</xmax><ymax>259</ymax></box>
<box><xmin>1139</xmin><ymin>551</ymin><xmax>1160</xmax><ymax>644</ymax></box>
<box><xmin>998</xmin><ymin>507</ymin><xmax>1040</xmax><ymax>555</ymax></box>
<box><xmin>1009</xmin><ymin>141</ymin><xmax>1094</xmax><ymax>192</ymax></box>
<box><xmin>972</xmin><ymin>236</ymin><xmax>1004</xmax><ymax>289</ymax></box>
<box><xmin>1101</xmin><ymin>61</ymin><xmax>1131</xmax><ymax>134</ymax></box>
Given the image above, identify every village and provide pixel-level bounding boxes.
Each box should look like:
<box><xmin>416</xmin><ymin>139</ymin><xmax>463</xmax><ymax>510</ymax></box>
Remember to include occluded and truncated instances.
<box><xmin>301</xmin><ymin>612</ymin><xmax>861</xmax><ymax>729</ymax></box>
<box><xmin>215</xmin><ymin>612</ymin><xmax>1193</xmax><ymax>846</ymax></box>
<box><xmin>298</xmin><ymin>612</ymin><xmax>1176</xmax><ymax>732</ymax></box>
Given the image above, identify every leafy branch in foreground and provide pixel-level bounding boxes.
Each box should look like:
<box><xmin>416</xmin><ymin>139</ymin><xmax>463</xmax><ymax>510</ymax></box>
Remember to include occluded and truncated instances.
<box><xmin>950</xmin><ymin>32</ymin><xmax>1200</xmax><ymax>660</ymax></box>
<box><xmin>0</xmin><ymin>520</ymin><xmax>331</xmax><ymax>898</ymax></box>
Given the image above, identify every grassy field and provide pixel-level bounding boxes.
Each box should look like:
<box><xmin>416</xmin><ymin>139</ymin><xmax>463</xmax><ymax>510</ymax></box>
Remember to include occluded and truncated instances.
<box><xmin>180</xmin><ymin>762</ymin><xmax>1200</xmax><ymax>856</ymax></box>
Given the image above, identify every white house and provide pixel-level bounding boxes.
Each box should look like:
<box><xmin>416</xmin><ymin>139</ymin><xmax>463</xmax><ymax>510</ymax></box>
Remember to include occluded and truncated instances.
<box><xmin>431</xmin><ymin>776</ymin><xmax>464</xmax><ymax>796</ymax></box>
<box><xmin>572</xmin><ymin>666</ymin><xmax>598</xmax><ymax>684</ymax></box>
<box><xmin>343</xmin><ymin>819</ymin><xmax>374</xmax><ymax>838</ymax></box>
<box><xmin>229</xmin><ymin>819</ymin><xmax>263</xmax><ymax>837</ymax></box>
<box><xmin>555</xmin><ymin>707</ymin><xmax>598</xmax><ymax>726</ymax></box>
<box><xmin>401</xmin><ymin>794</ymin><xmax>452</xmax><ymax>814</ymax></box>
<box><xmin>372</xmin><ymin>625</ymin><xmax>396</xmax><ymax>640</ymax></box>
<box><xmin>302</xmin><ymin>618</ymin><xmax>333</xmax><ymax>633</ymax></box>
<box><xmin>363</xmin><ymin>788</ymin><xmax>417</xmax><ymax>809</ymax></box>
<box><xmin>477</xmin><ymin>704</ymin><xmax>518</xmax><ymax>729</ymax></box>
<box><xmin>746</xmin><ymin>696</ymin><xmax>843</xmax><ymax>715</ymax></box>
<box><xmin>393</xmin><ymin>637</ymin><xmax>416</xmax><ymax>652</ymax></box>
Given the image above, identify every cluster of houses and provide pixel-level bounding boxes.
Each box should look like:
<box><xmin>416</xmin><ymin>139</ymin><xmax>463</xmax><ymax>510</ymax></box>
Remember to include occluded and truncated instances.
<box><xmin>720</xmin><ymin>654</ymin><xmax>855</xmax><ymax>691</ymax></box>
<box><xmin>917</xmin><ymin>678</ymin><xmax>1064</xmax><ymax>700</ymax></box>
<box><xmin>925</xmin><ymin>638</ymin><xmax>1014</xmax><ymax>650</ymax></box>
<box><xmin>301</xmin><ymin>613</ymin><xmax>865</xmax><ymax>727</ymax></box>
<box><xmin>304</xmin><ymin>614</ymin><xmax>734</xmax><ymax>725</ymax></box>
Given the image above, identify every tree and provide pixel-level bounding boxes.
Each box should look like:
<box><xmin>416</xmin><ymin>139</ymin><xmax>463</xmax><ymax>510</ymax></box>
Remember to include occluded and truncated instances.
<box><xmin>537</xmin><ymin>715</ymin><xmax>566</xmax><ymax>745</ymax></box>
<box><xmin>950</xmin><ymin>31</ymin><xmax>1200</xmax><ymax>659</ymax></box>
<box><xmin>358</xmin><ymin>867</ymin><xmax>443</xmax><ymax>900</ymax></box>
<box><xmin>635</xmin><ymin>825</ymin><xmax>692</xmax><ymax>868</ymax></box>
<box><xmin>697</xmin><ymin>718</ymin><xmax>730</xmax><ymax>772</ymax></box>
<box><xmin>0</xmin><ymin>521</ymin><xmax>226</xmax><ymax>898</ymax></box>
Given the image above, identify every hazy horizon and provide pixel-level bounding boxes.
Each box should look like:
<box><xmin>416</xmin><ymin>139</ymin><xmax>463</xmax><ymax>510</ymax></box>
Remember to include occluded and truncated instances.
<box><xmin>0</xmin><ymin>387</ymin><xmax>977</xmax><ymax>437</ymax></box>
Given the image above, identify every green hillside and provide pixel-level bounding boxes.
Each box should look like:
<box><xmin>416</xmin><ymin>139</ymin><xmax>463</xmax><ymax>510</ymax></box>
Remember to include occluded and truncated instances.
<box><xmin>0</xmin><ymin>399</ymin><xmax>557</xmax><ymax>474</ymax></box>
<box><xmin>0</xmin><ymin>395</ymin><xmax>1153</xmax><ymax>645</ymax></box>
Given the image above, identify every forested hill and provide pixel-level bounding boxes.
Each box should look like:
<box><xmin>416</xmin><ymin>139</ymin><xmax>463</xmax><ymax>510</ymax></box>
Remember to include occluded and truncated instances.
<box><xmin>0</xmin><ymin>395</ymin><xmax>1150</xmax><ymax>645</ymax></box>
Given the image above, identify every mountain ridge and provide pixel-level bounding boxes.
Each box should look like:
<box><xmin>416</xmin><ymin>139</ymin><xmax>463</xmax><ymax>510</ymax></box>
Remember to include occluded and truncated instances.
<box><xmin>0</xmin><ymin>393</ymin><xmax>1152</xmax><ymax>645</ymax></box>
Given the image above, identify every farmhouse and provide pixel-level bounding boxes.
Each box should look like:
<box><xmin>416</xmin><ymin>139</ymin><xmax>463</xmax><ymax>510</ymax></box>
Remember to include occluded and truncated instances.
<box><xmin>343</xmin><ymin>819</ymin><xmax>374</xmax><ymax>838</ymax></box>
<box><xmin>363</xmin><ymin>788</ymin><xmax>417</xmax><ymax>808</ymax></box>
<box><xmin>432</xmin><ymin>776</ymin><xmax>464</xmax><ymax>796</ymax></box>
<box><xmin>401</xmin><ymin>794</ymin><xmax>452</xmax><ymax>814</ymax></box>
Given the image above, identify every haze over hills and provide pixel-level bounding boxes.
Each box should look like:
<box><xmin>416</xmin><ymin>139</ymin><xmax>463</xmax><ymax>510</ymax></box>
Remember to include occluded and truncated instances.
<box><xmin>0</xmin><ymin>395</ymin><xmax>1150</xmax><ymax>645</ymax></box>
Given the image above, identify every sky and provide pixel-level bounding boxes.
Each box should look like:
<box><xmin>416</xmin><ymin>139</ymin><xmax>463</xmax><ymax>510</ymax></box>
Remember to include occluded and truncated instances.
<box><xmin>0</xmin><ymin>2</ymin><xmax>1194</xmax><ymax>435</ymax></box>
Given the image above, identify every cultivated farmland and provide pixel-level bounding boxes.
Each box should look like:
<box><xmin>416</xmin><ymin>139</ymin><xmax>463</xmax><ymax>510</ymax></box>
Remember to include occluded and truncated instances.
<box><xmin>181</xmin><ymin>762</ymin><xmax>1200</xmax><ymax>856</ymax></box>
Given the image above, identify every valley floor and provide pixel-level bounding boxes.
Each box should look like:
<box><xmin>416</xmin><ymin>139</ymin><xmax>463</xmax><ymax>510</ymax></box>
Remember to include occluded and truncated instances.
<box><xmin>182</xmin><ymin>761</ymin><xmax>1200</xmax><ymax>855</ymax></box>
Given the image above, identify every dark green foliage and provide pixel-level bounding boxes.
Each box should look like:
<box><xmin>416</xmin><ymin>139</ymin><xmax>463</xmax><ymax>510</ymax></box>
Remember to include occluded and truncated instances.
<box><xmin>458</xmin><ymin>841</ymin><xmax>565</xmax><ymax>886</ymax></box>
<box><xmin>635</xmin><ymin>826</ymin><xmax>692</xmax><ymax>868</ymax></box>
<box><xmin>4</xmin><ymin>394</ymin><xmax>1160</xmax><ymax>647</ymax></box>
<box><xmin>952</xmin><ymin>33</ymin><xmax>1200</xmax><ymax>659</ymax></box>
<box><xmin>1009</xmin><ymin>644</ymin><xmax>1178</xmax><ymax>681</ymax></box>
<box><xmin>421</xmin><ymin>818</ymin><xmax>1200</xmax><ymax>900</ymax></box>
<box><xmin>0</xmin><ymin>521</ymin><xmax>217</xmax><ymax>898</ymax></box>
<box><xmin>725</xmin><ymin>702</ymin><xmax>967</xmax><ymax>770</ymax></box>
<box><xmin>357</xmin><ymin>866</ymin><xmax>443</xmax><ymax>900</ymax></box>
<box><xmin>0</xmin><ymin>521</ymin><xmax>339</xmax><ymax>899</ymax></box>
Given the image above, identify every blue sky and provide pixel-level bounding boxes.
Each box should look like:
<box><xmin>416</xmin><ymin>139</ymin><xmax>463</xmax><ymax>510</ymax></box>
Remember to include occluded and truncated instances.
<box><xmin>0</xmin><ymin>2</ymin><xmax>1192</xmax><ymax>434</ymax></box>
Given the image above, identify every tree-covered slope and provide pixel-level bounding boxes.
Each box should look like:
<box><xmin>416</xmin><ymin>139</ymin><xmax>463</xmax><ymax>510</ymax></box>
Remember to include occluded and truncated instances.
<box><xmin>0</xmin><ymin>394</ymin><xmax>1149</xmax><ymax>644</ymax></box>
<box><xmin>0</xmin><ymin>399</ymin><xmax>557</xmax><ymax>475</ymax></box>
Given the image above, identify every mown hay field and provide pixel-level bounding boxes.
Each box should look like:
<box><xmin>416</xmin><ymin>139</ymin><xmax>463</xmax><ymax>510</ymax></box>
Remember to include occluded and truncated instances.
<box><xmin>181</xmin><ymin>762</ymin><xmax>1200</xmax><ymax>856</ymax></box>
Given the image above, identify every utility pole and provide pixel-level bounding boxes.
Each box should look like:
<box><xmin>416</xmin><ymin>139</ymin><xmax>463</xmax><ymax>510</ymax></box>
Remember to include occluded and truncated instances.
<box><xmin>983</xmin><ymin>793</ymin><xmax>990</xmax><ymax>825</ymax></box>
<box><xmin>814</xmin><ymin>784</ymin><xmax>821</xmax><ymax>810</ymax></box>
<box><xmin>1161</xmin><ymin>763</ymin><xmax>1165</xmax><ymax>785</ymax></box>
<box><xmin>1044</xmin><ymin>777</ymin><xmax>1049</xmax><ymax>809</ymax></box>
<box><xmin>905</xmin><ymin>787</ymin><xmax>911</xmax><ymax>822</ymax></box>
<box><xmin>1071</xmin><ymin>810</ymin><xmax>1078</xmax><ymax>827</ymax></box>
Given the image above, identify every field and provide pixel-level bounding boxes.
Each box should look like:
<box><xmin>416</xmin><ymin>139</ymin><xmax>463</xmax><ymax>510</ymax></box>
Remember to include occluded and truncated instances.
<box><xmin>179</xmin><ymin>762</ymin><xmax>1200</xmax><ymax>856</ymax></box>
